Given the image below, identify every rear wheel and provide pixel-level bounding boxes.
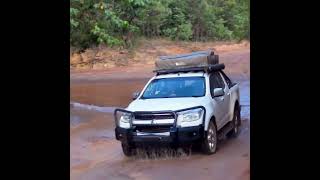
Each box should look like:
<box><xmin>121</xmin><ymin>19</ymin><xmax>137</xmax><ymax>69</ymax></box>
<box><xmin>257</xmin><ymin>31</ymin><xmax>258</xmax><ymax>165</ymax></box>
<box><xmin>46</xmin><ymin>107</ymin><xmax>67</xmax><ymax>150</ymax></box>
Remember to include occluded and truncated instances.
<box><xmin>121</xmin><ymin>143</ymin><xmax>134</xmax><ymax>156</ymax></box>
<box><xmin>227</xmin><ymin>107</ymin><xmax>241</xmax><ymax>138</ymax></box>
<box><xmin>201</xmin><ymin>121</ymin><xmax>217</xmax><ymax>154</ymax></box>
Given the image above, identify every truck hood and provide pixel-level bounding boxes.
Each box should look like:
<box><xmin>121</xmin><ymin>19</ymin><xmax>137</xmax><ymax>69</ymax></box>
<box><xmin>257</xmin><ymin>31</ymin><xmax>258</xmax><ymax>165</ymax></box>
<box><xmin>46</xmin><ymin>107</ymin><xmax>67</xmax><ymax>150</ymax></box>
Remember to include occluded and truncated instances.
<box><xmin>126</xmin><ymin>97</ymin><xmax>206</xmax><ymax>112</ymax></box>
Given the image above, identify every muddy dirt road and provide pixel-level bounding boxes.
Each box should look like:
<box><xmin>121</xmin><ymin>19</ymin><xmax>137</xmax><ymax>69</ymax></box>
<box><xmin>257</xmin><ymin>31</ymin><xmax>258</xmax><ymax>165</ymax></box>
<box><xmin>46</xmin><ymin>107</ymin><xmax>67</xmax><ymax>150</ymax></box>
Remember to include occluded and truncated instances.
<box><xmin>70</xmin><ymin>47</ymin><xmax>250</xmax><ymax>180</ymax></box>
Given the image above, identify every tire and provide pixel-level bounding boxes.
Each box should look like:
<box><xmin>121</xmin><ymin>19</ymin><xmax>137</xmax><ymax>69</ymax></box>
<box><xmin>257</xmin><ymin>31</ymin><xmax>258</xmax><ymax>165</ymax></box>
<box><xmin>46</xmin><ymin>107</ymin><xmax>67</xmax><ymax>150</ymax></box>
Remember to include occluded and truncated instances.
<box><xmin>226</xmin><ymin>107</ymin><xmax>241</xmax><ymax>138</ymax></box>
<box><xmin>121</xmin><ymin>143</ymin><xmax>134</xmax><ymax>156</ymax></box>
<box><xmin>201</xmin><ymin>121</ymin><xmax>217</xmax><ymax>155</ymax></box>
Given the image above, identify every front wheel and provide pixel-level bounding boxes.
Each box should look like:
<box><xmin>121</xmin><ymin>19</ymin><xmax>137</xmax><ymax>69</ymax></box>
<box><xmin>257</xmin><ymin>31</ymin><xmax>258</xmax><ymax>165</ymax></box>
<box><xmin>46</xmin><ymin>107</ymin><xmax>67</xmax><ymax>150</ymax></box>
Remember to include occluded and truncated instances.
<box><xmin>121</xmin><ymin>143</ymin><xmax>134</xmax><ymax>156</ymax></box>
<box><xmin>201</xmin><ymin>121</ymin><xmax>217</xmax><ymax>155</ymax></box>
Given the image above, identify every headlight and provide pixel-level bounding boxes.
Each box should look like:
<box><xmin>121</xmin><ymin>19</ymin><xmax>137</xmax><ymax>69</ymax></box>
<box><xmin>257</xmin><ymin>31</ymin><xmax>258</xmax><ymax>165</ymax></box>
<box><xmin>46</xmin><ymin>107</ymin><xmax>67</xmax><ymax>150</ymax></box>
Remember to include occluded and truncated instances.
<box><xmin>176</xmin><ymin>108</ymin><xmax>204</xmax><ymax>127</ymax></box>
<box><xmin>115</xmin><ymin>111</ymin><xmax>132</xmax><ymax>129</ymax></box>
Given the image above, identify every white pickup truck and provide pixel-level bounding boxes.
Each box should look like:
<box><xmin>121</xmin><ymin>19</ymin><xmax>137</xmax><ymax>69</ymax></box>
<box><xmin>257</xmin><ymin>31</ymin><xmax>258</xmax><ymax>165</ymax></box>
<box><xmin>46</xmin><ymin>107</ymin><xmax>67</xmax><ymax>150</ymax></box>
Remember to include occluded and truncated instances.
<box><xmin>114</xmin><ymin>50</ymin><xmax>241</xmax><ymax>156</ymax></box>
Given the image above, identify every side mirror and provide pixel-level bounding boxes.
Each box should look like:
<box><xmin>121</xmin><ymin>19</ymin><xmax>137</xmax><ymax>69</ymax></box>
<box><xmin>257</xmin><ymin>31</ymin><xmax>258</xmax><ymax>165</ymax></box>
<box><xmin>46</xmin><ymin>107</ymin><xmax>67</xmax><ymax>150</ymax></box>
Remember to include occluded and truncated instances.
<box><xmin>132</xmin><ymin>91</ymin><xmax>140</xmax><ymax>100</ymax></box>
<box><xmin>213</xmin><ymin>88</ymin><xmax>224</xmax><ymax>97</ymax></box>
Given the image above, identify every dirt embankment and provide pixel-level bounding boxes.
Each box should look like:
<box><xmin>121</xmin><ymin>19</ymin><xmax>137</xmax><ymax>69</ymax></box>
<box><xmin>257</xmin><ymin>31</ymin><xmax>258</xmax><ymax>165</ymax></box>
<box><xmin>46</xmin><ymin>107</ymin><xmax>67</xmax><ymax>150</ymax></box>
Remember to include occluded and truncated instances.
<box><xmin>70</xmin><ymin>39</ymin><xmax>250</xmax><ymax>74</ymax></box>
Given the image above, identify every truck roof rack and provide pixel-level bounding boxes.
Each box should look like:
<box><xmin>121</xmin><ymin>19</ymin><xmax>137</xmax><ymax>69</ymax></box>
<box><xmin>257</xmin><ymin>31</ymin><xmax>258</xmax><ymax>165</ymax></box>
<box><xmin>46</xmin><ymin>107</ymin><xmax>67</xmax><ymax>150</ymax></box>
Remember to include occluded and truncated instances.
<box><xmin>154</xmin><ymin>63</ymin><xmax>225</xmax><ymax>75</ymax></box>
<box><xmin>154</xmin><ymin>50</ymin><xmax>224</xmax><ymax>75</ymax></box>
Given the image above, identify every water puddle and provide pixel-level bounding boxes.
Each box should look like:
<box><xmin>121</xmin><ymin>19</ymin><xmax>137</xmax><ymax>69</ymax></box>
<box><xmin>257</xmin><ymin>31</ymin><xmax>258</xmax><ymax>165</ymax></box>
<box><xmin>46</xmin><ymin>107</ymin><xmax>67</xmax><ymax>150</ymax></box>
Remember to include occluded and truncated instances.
<box><xmin>87</xmin><ymin>130</ymin><xmax>115</xmax><ymax>142</ymax></box>
<box><xmin>70</xmin><ymin>101</ymin><xmax>118</xmax><ymax>113</ymax></box>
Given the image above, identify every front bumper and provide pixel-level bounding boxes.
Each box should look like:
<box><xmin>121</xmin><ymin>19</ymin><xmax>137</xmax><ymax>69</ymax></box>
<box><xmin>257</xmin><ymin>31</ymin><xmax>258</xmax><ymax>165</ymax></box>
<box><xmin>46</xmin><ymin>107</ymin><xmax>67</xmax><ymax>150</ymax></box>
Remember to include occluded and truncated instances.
<box><xmin>115</xmin><ymin>125</ymin><xmax>204</xmax><ymax>146</ymax></box>
<box><xmin>114</xmin><ymin>106</ymin><xmax>206</xmax><ymax>146</ymax></box>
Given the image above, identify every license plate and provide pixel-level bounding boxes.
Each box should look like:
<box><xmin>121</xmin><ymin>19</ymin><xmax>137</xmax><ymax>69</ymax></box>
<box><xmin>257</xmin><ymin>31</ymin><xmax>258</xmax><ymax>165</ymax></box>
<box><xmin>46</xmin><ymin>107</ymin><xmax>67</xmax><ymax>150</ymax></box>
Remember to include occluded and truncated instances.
<box><xmin>136</xmin><ymin>131</ymin><xmax>170</xmax><ymax>136</ymax></box>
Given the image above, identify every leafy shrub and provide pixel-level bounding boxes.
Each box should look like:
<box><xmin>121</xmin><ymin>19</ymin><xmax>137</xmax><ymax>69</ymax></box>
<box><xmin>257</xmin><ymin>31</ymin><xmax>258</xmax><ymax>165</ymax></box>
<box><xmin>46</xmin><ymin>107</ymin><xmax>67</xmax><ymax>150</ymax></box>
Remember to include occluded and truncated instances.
<box><xmin>70</xmin><ymin>0</ymin><xmax>249</xmax><ymax>49</ymax></box>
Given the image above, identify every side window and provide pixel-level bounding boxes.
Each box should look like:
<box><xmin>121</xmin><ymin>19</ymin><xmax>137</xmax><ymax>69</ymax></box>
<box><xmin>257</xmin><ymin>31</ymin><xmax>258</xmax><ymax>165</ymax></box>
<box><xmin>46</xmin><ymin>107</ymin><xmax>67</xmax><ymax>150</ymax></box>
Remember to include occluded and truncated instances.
<box><xmin>220</xmin><ymin>71</ymin><xmax>233</xmax><ymax>89</ymax></box>
<box><xmin>209</xmin><ymin>72</ymin><xmax>225</xmax><ymax>97</ymax></box>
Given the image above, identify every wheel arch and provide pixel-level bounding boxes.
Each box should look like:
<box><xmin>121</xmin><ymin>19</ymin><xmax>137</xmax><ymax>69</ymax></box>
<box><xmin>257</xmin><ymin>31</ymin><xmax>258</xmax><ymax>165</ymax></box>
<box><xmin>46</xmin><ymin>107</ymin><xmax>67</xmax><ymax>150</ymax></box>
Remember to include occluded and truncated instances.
<box><xmin>203</xmin><ymin>114</ymin><xmax>217</xmax><ymax>139</ymax></box>
<box><xmin>205</xmin><ymin>115</ymin><xmax>217</xmax><ymax>131</ymax></box>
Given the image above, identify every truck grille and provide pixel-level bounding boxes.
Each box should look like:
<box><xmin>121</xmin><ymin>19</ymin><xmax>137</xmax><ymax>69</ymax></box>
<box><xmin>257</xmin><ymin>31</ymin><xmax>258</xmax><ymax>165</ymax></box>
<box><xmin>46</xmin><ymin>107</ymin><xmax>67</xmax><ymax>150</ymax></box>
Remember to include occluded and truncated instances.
<box><xmin>134</xmin><ymin>113</ymin><xmax>175</xmax><ymax>120</ymax></box>
<box><xmin>132</xmin><ymin>112</ymin><xmax>176</xmax><ymax>132</ymax></box>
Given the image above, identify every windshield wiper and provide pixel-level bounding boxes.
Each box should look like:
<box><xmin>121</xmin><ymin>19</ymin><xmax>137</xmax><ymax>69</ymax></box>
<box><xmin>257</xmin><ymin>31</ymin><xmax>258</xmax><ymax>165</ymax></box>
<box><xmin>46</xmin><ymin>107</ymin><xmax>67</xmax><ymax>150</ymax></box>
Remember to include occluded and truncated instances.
<box><xmin>141</xmin><ymin>96</ymin><xmax>172</xmax><ymax>99</ymax></box>
<box><xmin>142</xmin><ymin>95</ymin><xmax>203</xmax><ymax>99</ymax></box>
<box><xmin>160</xmin><ymin>95</ymin><xmax>202</xmax><ymax>98</ymax></box>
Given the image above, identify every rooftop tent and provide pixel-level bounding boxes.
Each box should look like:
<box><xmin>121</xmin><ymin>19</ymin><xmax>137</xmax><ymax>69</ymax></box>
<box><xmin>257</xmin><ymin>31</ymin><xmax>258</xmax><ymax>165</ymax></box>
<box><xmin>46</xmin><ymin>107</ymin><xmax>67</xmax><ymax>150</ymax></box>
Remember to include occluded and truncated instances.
<box><xmin>155</xmin><ymin>50</ymin><xmax>219</xmax><ymax>71</ymax></box>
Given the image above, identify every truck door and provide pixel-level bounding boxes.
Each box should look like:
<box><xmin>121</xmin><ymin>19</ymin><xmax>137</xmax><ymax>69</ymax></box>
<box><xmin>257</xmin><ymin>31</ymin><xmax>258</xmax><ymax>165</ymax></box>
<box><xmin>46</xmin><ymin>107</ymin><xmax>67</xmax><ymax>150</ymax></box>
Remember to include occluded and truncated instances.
<box><xmin>209</xmin><ymin>72</ymin><xmax>229</xmax><ymax>129</ymax></box>
<box><xmin>218</xmin><ymin>72</ymin><xmax>232</xmax><ymax>123</ymax></box>
<box><xmin>220</xmin><ymin>71</ymin><xmax>236</xmax><ymax>122</ymax></box>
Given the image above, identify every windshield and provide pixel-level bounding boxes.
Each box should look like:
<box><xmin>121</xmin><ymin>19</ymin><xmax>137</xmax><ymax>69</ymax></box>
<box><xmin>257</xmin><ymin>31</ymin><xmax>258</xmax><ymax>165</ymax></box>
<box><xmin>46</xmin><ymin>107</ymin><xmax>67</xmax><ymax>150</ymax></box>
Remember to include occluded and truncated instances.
<box><xmin>141</xmin><ymin>77</ymin><xmax>205</xmax><ymax>99</ymax></box>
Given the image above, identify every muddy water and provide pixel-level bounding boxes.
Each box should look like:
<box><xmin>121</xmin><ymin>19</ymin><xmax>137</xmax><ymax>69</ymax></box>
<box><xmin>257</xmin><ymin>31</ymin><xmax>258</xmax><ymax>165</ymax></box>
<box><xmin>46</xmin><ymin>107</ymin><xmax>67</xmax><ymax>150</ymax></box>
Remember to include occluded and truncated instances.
<box><xmin>70</xmin><ymin>106</ymin><xmax>249</xmax><ymax>180</ymax></box>
<box><xmin>70</xmin><ymin>78</ymin><xmax>149</xmax><ymax>107</ymax></box>
<box><xmin>70</xmin><ymin>76</ymin><xmax>250</xmax><ymax>120</ymax></box>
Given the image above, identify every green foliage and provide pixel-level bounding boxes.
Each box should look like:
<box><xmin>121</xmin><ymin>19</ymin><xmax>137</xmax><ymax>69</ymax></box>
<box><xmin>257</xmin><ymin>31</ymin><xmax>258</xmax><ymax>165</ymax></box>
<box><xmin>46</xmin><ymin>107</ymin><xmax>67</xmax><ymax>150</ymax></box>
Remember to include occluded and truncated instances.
<box><xmin>163</xmin><ymin>22</ymin><xmax>192</xmax><ymax>41</ymax></box>
<box><xmin>91</xmin><ymin>24</ymin><xmax>123</xmax><ymax>46</ymax></box>
<box><xmin>177</xmin><ymin>23</ymin><xmax>193</xmax><ymax>40</ymax></box>
<box><xmin>70</xmin><ymin>0</ymin><xmax>249</xmax><ymax>49</ymax></box>
<box><xmin>136</xmin><ymin>0</ymin><xmax>170</xmax><ymax>37</ymax></box>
